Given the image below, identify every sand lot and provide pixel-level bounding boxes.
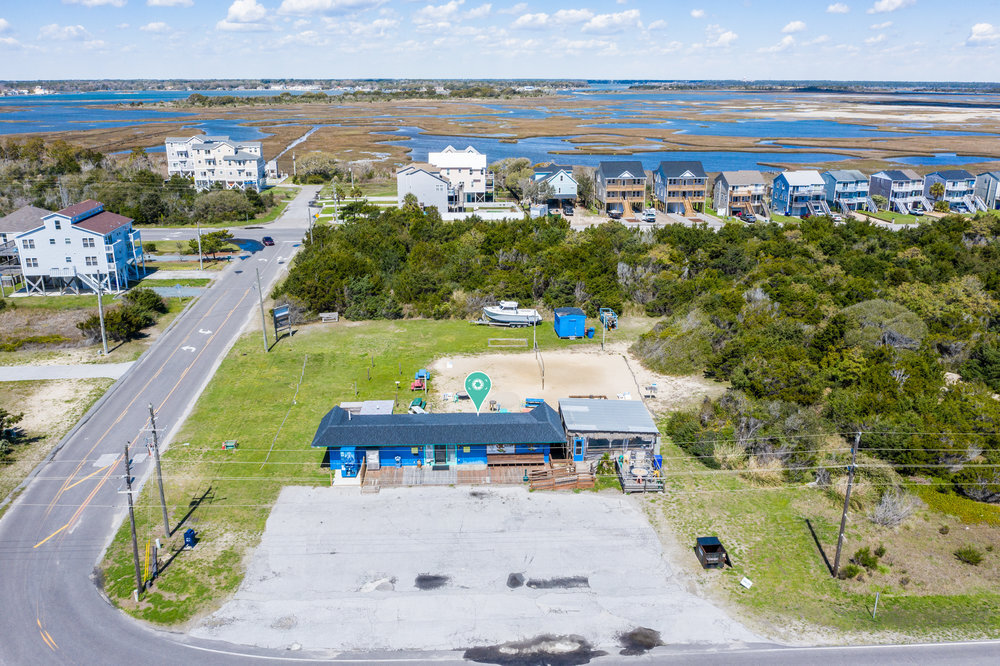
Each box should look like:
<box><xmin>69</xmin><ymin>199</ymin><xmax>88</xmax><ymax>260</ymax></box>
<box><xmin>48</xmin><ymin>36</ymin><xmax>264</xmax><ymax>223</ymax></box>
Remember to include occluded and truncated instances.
<box><xmin>191</xmin><ymin>486</ymin><xmax>761</xmax><ymax>653</ymax></box>
<box><xmin>429</xmin><ymin>344</ymin><xmax>725</xmax><ymax>415</ymax></box>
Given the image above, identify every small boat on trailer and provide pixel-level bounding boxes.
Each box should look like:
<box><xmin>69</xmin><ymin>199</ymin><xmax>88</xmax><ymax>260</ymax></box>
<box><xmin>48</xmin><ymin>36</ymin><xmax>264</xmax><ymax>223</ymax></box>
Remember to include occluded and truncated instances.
<box><xmin>479</xmin><ymin>301</ymin><xmax>542</xmax><ymax>328</ymax></box>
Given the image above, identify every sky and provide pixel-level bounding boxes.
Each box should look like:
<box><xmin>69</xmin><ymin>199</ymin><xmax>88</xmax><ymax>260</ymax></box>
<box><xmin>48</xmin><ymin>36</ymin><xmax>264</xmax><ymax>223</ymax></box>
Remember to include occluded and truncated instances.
<box><xmin>1</xmin><ymin>1</ymin><xmax>999</xmax><ymax>81</ymax></box>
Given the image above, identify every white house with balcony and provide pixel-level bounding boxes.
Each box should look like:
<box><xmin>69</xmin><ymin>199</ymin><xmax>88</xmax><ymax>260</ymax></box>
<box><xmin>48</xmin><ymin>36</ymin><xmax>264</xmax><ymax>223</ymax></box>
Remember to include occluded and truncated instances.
<box><xmin>712</xmin><ymin>170</ymin><xmax>768</xmax><ymax>218</ymax></box>
<box><xmin>13</xmin><ymin>200</ymin><xmax>144</xmax><ymax>295</ymax></box>
<box><xmin>165</xmin><ymin>135</ymin><xmax>266</xmax><ymax>192</ymax></box>
<box><xmin>396</xmin><ymin>164</ymin><xmax>463</xmax><ymax>213</ymax></box>
<box><xmin>427</xmin><ymin>146</ymin><xmax>493</xmax><ymax>204</ymax></box>
<box><xmin>975</xmin><ymin>172</ymin><xmax>1000</xmax><ymax>210</ymax></box>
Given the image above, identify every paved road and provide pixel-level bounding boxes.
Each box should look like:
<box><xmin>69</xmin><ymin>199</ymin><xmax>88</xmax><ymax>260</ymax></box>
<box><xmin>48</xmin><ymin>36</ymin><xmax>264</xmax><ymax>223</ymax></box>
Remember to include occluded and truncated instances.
<box><xmin>3</xmin><ymin>183</ymin><xmax>999</xmax><ymax>664</ymax></box>
<box><xmin>0</xmin><ymin>363</ymin><xmax>134</xmax><ymax>381</ymax></box>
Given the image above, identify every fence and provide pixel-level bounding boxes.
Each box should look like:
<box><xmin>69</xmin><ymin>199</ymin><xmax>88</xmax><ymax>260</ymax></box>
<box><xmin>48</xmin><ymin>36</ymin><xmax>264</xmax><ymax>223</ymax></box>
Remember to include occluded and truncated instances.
<box><xmin>528</xmin><ymin>466</ymin><xmax>595</xmax><ymax>491</ymax></box>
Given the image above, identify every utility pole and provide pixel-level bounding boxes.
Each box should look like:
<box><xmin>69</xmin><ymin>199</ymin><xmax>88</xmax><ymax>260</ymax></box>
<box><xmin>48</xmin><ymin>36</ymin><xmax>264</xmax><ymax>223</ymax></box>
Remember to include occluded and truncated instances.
<box><xmin>148</xmin><ymin>403</ymin><xmax>170</xmax><ymax>537</ymax></box>
<box><xmin>196</xmin><ymin>220</ymin><xmax>203</xmax><ymax>270</ymax></box>
<box><xmin>256</xmin><ymin>268</ymin><xmax>268</xmax><ymax>352</ymax></box>
<box><xmin>123</xmin><ymin>443</ymin><xmax>143</xmax><ymax>597</ymax></box>
<box><xmin>833</xmin><ymin>431</ymin><xmax>860</xmax><ymax>578</ymax></box>
<box><xmin>307</xmin><ymin>204</ymin><xmax>314</xmax><ymax>244</ymax></box>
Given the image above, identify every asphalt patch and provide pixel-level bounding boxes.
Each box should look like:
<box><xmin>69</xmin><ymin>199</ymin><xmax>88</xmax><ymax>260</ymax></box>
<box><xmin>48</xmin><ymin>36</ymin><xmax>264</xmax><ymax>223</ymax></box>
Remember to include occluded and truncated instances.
<box><xmin>507</xmin><ymin>573</ymin><xmax>526</xmax><ymax>589</ymax></box>
<box><xmin>525</xmin><ymin>576</ymin><xmax>589</xmax><ymax>590</ymax></box>
<box><xmin>618</xmin><ymin>627</ymin><xmax>664</xmax><ymax>656</ymax></box>
<box><xmin>414</xmin><ymin>574</ymin><xmax>449</xmax><ymax>590</ymax></box>
<box><xmin>464</xmin><ymin>634</ymin><xmax>606</xmax><ymax>666</ymax></box>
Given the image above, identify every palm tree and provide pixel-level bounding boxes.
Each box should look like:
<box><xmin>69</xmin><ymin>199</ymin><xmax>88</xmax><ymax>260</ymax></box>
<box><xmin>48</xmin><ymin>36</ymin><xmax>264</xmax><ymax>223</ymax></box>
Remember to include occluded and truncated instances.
<box><xmin>929</xmin><ymin>181</ymin><xmax>945</xmax><ymax>201</ymax></box>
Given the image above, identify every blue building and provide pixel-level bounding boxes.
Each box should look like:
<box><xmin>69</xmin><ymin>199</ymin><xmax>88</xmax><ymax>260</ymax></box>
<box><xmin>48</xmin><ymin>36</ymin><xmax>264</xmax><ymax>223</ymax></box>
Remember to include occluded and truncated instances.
<box><xmin>822</xmin><ymin>169</ymin><xmax>870</xmax><ymax>213</ymax></box>
<box><xmin>771</xmin><ymin>171</ymin><xmax>829</xmax><ymax>217</ymax></box>
<box><xmin>532</xmin><ymin>164</ymin><xmax>578</xmax><ymax>204</ymax></box>
<box><xmin>310</xmin><ymin>403</ymin><xmax>566</xmax><ymax>474</ymax></box>
<box><xmin>924</xmin><ymin>169</ymin><xmax>981</xmax><ymax>212</ymax></box>
<box><xmin>553</xmin><ymin>307</ymin><xmax>586</xmax><ymax>338</ymax></box>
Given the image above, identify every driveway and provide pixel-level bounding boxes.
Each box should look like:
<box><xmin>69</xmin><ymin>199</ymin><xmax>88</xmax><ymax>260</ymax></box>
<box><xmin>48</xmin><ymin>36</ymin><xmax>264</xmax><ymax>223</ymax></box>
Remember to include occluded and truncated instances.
<box><xmin>0</xmin><ymin>363</ymin><xmax>134</xmax><ymax>381</ymax></box>
<box><xmin>192</xmin><ymin>486</ymin><xmax>762</xmax><ymax>653</ymax></box>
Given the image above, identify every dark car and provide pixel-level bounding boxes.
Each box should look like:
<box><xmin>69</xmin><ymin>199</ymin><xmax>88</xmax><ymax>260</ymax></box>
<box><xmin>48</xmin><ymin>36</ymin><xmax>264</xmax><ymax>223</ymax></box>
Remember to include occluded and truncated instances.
<box><xmin>562</xmin><ymin>204</ymin><xmax>574</xmax><ymax>216</ymax></box>
<box><xmin>262</xmin><ymin>236</ymin><xmax>275</xmax><ymax>246</ymax></box>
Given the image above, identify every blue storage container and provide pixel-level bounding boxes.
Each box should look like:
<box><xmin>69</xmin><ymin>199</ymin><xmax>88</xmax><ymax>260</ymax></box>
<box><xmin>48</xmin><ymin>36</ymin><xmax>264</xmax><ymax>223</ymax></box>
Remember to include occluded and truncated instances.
<box><xmin>553</xmin><ymin>307</ymin><xmax>586</xmax><ymax>338</ymax></box>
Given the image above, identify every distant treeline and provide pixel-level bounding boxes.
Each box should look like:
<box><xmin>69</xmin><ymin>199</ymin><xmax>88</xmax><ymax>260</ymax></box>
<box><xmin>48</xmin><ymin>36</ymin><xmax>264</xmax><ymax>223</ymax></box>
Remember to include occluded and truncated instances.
<box><xmin>0</xmin><ymin>79</ymin><xmax>580</xmax><ymax>94</ymax></box>
<box><xmin>628</xmin><ymin>80</ymin><xmax>1000</xmax><ymax>94</ymax></box>
<box><xmin>178</xmin><ymin>86</ymin><xmax>547</xmax><ymax>107</ymax></box>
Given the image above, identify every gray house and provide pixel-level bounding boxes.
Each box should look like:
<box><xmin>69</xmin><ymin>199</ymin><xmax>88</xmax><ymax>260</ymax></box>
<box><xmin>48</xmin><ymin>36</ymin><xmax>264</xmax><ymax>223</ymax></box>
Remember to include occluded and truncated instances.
<box><xmin>558</xmin><ymin>398</ymin><xmax>659</xmax><ymax>462</ymax></box>
<box><xmin>712</xmin><ymin>171</ymin><xmax>768</xmax><ymax>218</ymax></box>
<box><xmin>396</xmin><ymin>164</ymin><xmax>462</xmax><ymax>213</ymax></box>
<box><xmin>975</xmin><ymin>172</ymin><xmax>1000</xmax><ymax>210</ymax></box>
<box><xmin>924</xmin><ymin>169</ymin><xmax>980</xmax><ymax>212</ymax></box>
<box><xmin>869</xmin><ymin>169</ymin><xmax>927</xmax><ymax>214</ymax></box>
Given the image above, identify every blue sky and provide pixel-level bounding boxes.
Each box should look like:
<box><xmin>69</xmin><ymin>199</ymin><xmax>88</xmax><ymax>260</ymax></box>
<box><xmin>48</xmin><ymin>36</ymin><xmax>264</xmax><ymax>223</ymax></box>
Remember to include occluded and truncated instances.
<box><xmin>1</xmin><ymin>1</ymin><xmax>998</xmax><ymax>80</ymax></box>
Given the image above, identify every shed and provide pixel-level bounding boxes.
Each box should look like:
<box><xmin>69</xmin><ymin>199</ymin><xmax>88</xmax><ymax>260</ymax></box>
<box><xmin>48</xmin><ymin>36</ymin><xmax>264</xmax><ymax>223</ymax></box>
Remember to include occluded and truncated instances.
<box><xmin>553</xmin><ymin>307</ymin><xmax>586</xmax><ymax>338</ymax></box>
<box><xmin>558</xmin><ymin>398</ymin><xmax>659</xmax><ymax>462</ymax></box>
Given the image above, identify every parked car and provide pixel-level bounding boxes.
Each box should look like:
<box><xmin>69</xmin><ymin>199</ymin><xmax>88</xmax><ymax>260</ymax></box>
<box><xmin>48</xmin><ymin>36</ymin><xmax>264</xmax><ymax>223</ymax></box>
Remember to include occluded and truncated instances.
<box><xmin>641</xmin><ymin>209</ymin><xmax>657</xmax><ymax>223</ymax></box>
<box><xmin>562</xmin><ymin>203</ymin><xmax>574</xmax><ymax>216</ymax></box>
<box><xmin>262</xmin><ymin>236</ymin><xmax>275</xmax><ymax>246</ymax></box>
<box><xmin>831</xmin><ymin>213</ymin><xmax>843</xmax><ymax>222</ymax></box>
<box><xmin>608</xmin><ymin>208</ymin><xmax>623</xmax><ymax>220</ymax></box>
<box><xmin>742</xmin><ymin>213</ymin><xmax>757</xmax><ymax>223</ymax></box>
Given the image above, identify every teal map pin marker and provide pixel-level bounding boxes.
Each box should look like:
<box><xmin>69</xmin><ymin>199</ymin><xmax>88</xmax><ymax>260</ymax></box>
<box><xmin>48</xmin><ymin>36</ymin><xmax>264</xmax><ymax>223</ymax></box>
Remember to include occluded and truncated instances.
<box><xmin>465</xmin><ymin>371</ymin><xmax>492</xmax><ymax>415</ymax></box>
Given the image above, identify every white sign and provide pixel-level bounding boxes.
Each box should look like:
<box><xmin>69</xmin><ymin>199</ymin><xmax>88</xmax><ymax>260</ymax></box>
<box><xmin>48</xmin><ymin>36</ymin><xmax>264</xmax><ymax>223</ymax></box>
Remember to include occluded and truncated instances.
<box><xmin>740</xmin><ymin>577</ymin><xmax>753</xmax><ymax>589</ymax></box>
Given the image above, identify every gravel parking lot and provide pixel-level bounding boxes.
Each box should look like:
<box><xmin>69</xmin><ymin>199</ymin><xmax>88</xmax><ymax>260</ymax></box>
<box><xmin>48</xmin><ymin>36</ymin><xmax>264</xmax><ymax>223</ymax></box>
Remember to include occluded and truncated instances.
<box><xmin>192</xmin><ymin>486</ymin><xmax>761</xmax><ymax>653</ymax></box>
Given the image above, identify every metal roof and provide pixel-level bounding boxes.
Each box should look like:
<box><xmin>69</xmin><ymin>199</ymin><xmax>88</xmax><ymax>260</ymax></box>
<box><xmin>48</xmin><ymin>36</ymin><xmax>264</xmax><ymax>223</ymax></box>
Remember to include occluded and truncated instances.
<box><xmin>775</xmin><ymin>170</ymin><xmax>824</xmax><ymax>186</ymax></box>
<box><xmin>554</xmin><ymin>307</ymin><xmax>585</xmax><ymax>317</ymax></box>
<box><xmin>310</xmin><ymin>403</ymin><xmax>566</xmax><ymax>448</ymax></box>
<box><xmin>558</xmin><ymin>398</ymin><xmax>658</xmax><ymax>434</ymax></box>
<box><xmin>824</xmin><ymin>169</ymin><xmax>867</xmax><ymax>182</ymax></box>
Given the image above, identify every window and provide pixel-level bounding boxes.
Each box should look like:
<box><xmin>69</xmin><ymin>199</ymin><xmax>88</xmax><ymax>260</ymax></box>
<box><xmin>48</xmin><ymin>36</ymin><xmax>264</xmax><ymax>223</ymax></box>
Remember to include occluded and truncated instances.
<box><xmin>65</xmin><ymin>238</ymin><xmax>71</xmax><ymax>244</ymax></box>
<box><xmin>54</xmin><ymin>220</ymin><xmax>61</xmax><ymax>230</ymax></box>
<box><xmin>49</xmin><ymin>238</ymin><xmax>56</xmax><ymax>245</ymax></box>
<box><xmin>83</xmin><ymin>237</ymin><xmax>95</xmax><ymax>248</ymax></box>
<box><xmin>23</xmin><ymin>239</ymin><xmax>34</xmax><ymax>249</ymax></box>
<box><xmin>66</xmin><ymin>256</ymin><xmax>72</xmax><ymax>263</ymax></box>
<box><xmin>25</xmin><ymin>258</ymin><xmax>38</xmax><ymax>268</ymax></box>
<box><xmin>85</xmin><ymin>256</ymin><xmax>98</xmax><ymax>266</ymax></box>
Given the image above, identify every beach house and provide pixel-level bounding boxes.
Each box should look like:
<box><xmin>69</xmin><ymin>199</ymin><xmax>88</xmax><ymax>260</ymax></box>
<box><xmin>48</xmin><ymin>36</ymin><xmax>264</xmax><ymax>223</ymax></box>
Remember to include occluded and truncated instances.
<box><xmin>771</xmin><ymin>171</ymin><xmax>829</xmax><ymax>217</ymax></box>
<box><xmin>428</xmin><ymin>146</ymin><xmax>494</xmax><ymax>204</ymax></box>
<box><xmin>712</xmin><ymin>171</ymin><xmax>768</xmax><ymax>218</ymax></box>
<box><xmin>165</xmin><ymin>135</ymin><xmax>266</xmax><ymax>193</ymax></box>
<box><xmin>924</xmin><ymin>170</ymin><xmax>981</xmax><ymax>212</ymax></box>
<box><xmin>595</xmin><ymin>161</ymin><xmax>647</xmax><ymax>217</ymax></box>
<box><xmin>652</xmin><ymin>161</ymin><xmax>707</xmax><ymax>215</ymax></box>
<box><xmin>975</xmin><ymin>172</ymin><xmax>1000</xmax><ymax>210</ymax></box>
<box><xmin>869</xmin><ymin>169</ymin><xmax>927</xmax><ymax>214</ymax></box>
<box><xmin>822</xmin><ymin>169</ymin><xmax>870</xmax><ymax>213</ymax></box>
<box><xmin>532</xmin><ymin>164</ymin><xmax>578</xmax><ymax>205</ymax></box>
<box><xmin>396</xmin><ymin>164</ymin><xmax>463</xmax><ymax>213</ymax></box>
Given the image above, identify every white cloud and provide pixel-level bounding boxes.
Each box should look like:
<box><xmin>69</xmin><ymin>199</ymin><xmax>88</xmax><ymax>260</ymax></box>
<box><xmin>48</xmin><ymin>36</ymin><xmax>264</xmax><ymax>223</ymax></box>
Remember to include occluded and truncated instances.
<box><xmin>826</xmin><ymin>2</ymin><xmax>849</xmax><ymax>13</ymax></box>
<box><xmin>782</xmin><ymin>20</ymin><xmax>806</xmax><ymax>33</ymax></box>
<box><xmin>140</xmin><ymin>21</ymin><xmax>171</xmax><ymax>33</ymax></box>
<box><xmin>647</xmin><ymin>19</ymin><xmax>667</xmax><ymax>31</ymax></box>
<box><xmin>39</xmin><ymin>24</ymin><xmax>93</xmax><ymax>40</ymax></box>
<box><xmin>582</xmin><ymin>9</ymin><xmax>641</xmax><ymax>34</ymax></box>
<box><xmin>414</xmin><ymin>0</ymin><xmax>465</xmax><ymax>26</ymax></box>
<box><xmin>62</xmin><ymin>0</ymin><xmax>127</xmax><ymax>7</ymax></box>
<box><xmin>278</xmin><ymin>0</ymin><xmax>386</xmax><ymax>15</ymax></box>
<box><xmin>553</xmin><ymin>9</ymin><xmax>593</xmax><ymax>24</ymax></box>
<box><xmin>865</xmin><ymin>33</ymin><xmax>886</xmax><ymax>44</ymax></box>
<box><xmin>0</xmin><ymin>18</ymin><xmax>9</xmax><ymax>32</ymax></box>
<box><xmin>497</xmin><ymin>2</ymin><xmax>525</xmax><ymax>14</ymax></box>
<box><xmin>512</xmin><ymin>12</ymin><xmax>547</xmax><ymax>29</ymax></box>
<box><xmin>759</xmin><ymin>35</ymin><xmax>795</xmax><ymax>53</ymax></box>
<box><xmin>867</xmin><ymin>0</ymin><xmax>914</xmax><ymax>14</ymax></box>
<box><xmin>0</xmin><ymin>36</ymin><xmax>21</xmax><ymax>47</ymax></box>
<box><xmin>803</xmin><ymin>34</ymin><xmax>830</xmax><ymax>45</ymax></box>
<box><xmin>116</xmin><ymin>22</ymin><xmax>130</xmax><ymax>29</ymax></box>
<box><xmin>465</xmin><ymin>3</ymin><xmax>491</xmax><ymax>19</ymax></box>
<box><xmin>870</xmin><ymin>20</ymin><xmax>892</xmax><ymax>29</ymax></box>
<box><xmin>147</xmin><ymin>0</ymin><xmax>194</xmax><ymax>6</ymax></box>
<box><xmin>967</xmin><ymin>22</ymin><xmax>999</xmax><ymax>45</ymax></box>
<box><xmin>226</xmin><ymin>0</ymin><xmax>267</xmax><ymax>22</ymax></box>
<box><xmin>701</xmin><ymin>23</ymin><xmax>737</xmax><ymax>48</ymax></box>
<box><xmin>690</xmin><ymin>9</ymin><xmax>705</xmax><ymax>18</ymax></box>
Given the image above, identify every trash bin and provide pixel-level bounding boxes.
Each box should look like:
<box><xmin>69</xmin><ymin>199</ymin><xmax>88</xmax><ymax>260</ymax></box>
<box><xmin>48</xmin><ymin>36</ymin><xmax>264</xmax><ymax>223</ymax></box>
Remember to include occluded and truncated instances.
<box><xmin>184</xmin><ymin>528</ymin><xmax>197</xmax><ymax>548</ymax></box>
<box><xmin>395</xmin><ymin>456</ymin><xmax>402</xmax><ymax>468</ymax></box>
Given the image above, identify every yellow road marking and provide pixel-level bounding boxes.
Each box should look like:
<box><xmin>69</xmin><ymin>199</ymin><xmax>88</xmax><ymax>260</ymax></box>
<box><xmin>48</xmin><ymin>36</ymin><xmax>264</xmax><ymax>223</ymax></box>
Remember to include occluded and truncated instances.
<box><xmin>43</xmin><ymin>630</ymin><xmax>58</xmax><ymax>650</ymax></box>
<box><xmin>63</xmin><ymin>464</ymin><xmax>110</xmax><ymax>492</ymax></box>
<box><xmin>36</xmin><ymin>619</ymin><xmax>58</xmax><ymax>651</ymax></box>
<box><xmin>33</xmin><ymin>524</ymin><xmax>69</xmax><ymax>549</ymax></box>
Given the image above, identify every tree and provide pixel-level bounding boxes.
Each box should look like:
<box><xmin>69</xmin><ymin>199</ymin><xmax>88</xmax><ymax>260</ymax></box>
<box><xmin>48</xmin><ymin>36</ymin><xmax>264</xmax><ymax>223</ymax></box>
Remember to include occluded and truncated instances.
<box><xmin>575</xmin><ymin>168</ymin><xmax>595</xmax><ymax>208</ymax></box>
<box><xmin>123</xmin><ymin>287</ymin><xmax>167</xmax><ymax>314</ymax></box>
<box><xmin>402</xmin><ymin>193</ymin><xmax>421</xmax><ymax>212</ymax></box>
<box><xmin>196</xmin><ymin>229</ymin><xmax>235</xmax><ymax>259</ymax></box>
<box><xmin>929</xmin><ymin>181</ymin><xmax>945</xmax><ymax>201</ymax></box>
<box><xmin>934</xmin><ymin>200</ymin><xmax>951</xmax><ymax>213</ymax></box>
<box><xmin>489</xmin><ymin>158</ymin><xmax>533</xmax><ymax>200</ymax></box>
<box><xmin>871</xmin><ymin>194</ymin><xmax>888</xmax><ymax>210</ymax></box>
<box><xmin>350</xmin><ymin>185</ymin><xmax>363</xmax><ymax>199</ymax></box>
<box><xmin>521</xmin><ymin>179</ymin><xmax>554</xmax><ymax>204</ymax></box>
<box><xmin>0</xmin><ymin>407</ymin><xmax>24</xmax><ymax>460</ymax></box>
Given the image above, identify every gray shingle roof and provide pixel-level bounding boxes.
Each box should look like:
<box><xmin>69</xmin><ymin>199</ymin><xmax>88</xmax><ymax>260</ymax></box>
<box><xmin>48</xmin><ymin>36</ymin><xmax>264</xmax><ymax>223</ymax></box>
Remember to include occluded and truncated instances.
<box><xmin>930</xmin><ymin>169</ymin><xmax>974</xmax><ymax>180</ymax></box>
<box><xmin>716</xmin><ymin>170</ymin><xmax>766</xmax><ymax>186</ymax></box>
<box><xmin>597</xmin><ymin>161</ymin><xmax>646</xmax><ymax>180</ymax></box>
<box><xmin>656</xmin><ymin>160</ymin><xmax>707</xmax><ymax>179</ymax></box>
<box><xmin>558</xmin><ymin>398</ymin><xmax>659</xmax><ymax>434</ymax></box>
<box><xmin>309</xmin><ymin>403</ymin><xmax>566</xmax><ymax>448</ymax></box>
<box><xmin>873</xmin><ymin>170</ymin><xmax>922</xmax><ymax>182</ymax></box>
<box><xmin>0</xmin><ymin>205</ymin><xmax>51</xmax><ymax>234</ymax></box>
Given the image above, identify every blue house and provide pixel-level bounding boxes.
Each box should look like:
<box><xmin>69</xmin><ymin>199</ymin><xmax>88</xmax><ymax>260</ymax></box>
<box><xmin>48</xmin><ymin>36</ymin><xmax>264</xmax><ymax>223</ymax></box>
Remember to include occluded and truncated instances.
<box><xmin>771</xmin><ymin>170</ymin><xmax>829</xmax><ymax>217</ymax></box>
<box><xmin>924</xmin><ymin>169</ymin><xmax>981</xmax><ymax>212</ymax></box>
<box><xmin>310</xmin><ymin>403</ymin><xmax>566</xmax><ymax>473</ymax></box>
<box><xmin>533</xmin><ymin>164</ymin><xmax>578</xmax><ymax>203</ymax></box>
<box><xmin>822</xmin><ymin>169</ymin><xmax>869</xmax><ymax>213</ymax></box>
<box><xmin>553</xmin><ymin>307</ymin><xmax>586</xmax><ymax>338</ymax></box>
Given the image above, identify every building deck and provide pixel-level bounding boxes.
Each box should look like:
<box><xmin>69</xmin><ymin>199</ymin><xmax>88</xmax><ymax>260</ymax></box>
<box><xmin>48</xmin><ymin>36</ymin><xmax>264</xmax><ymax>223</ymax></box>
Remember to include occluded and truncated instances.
<box><xmin>365</xmin><ymin>462</ymin><xmax>549</xmax><ymax>488</ymax></box>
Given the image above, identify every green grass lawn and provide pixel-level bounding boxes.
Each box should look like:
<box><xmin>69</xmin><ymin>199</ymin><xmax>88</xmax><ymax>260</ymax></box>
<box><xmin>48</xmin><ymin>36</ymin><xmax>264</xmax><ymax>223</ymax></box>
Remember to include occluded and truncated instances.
<box><xmin>319</xmin><ymin>182</ymin><xmax>397</xmax><ymax>199</ymax></box>
<box><xmin>648</xmin><ymin>439</ymin><xmax>1000</xmax><ymax>640</ymax></box>
<box><xmin>137</xmin><ymin>278</ymin><xmax>211</xmax><ymax>288</ymax></box>
<box><xmin>100</xmin><ymin>319</ymin><xmax>633</xmax><ymax>623</ymax></box>
<box><xmin>861</xmin><ymin>210</ymin><xmax>936</xmax><ymax>225</ymax></box>
<box><xmin>146</xmin><ymin>240</ymin><xmax>241</xmax><ymax>256</ymax></box>
<box><xmin>143</xmin><ymin>260</ymin><xmax>226</xmax><ymax>272</ymax></box>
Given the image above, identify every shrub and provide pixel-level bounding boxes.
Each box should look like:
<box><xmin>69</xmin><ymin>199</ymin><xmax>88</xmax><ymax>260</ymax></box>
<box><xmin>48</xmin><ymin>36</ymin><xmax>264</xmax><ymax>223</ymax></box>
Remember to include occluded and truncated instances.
<box><xmin>870</xmin><ymin>489</ymin><xmax>921</xmax><ymax>527</ymax></box>
<box><xmin>0</xmin><ymin>297</ymin><xmax>7</xmax><ymax>312</ymax></box>
<box><xmin>874</xmin><ymin>544</ymin><xmax>887</xmax><ymax>558</ymax></box>
<box><xmin>838</xmin><ymin>563</ymin><xmax>862</xmax><ymax>579</ymax></box>
<box><xmin>713</xmin><ymin>442</ymin><xmax>747</xmax><ymax>470</ymax></box>
<box><xmin>954</xmin><ymin>545</ymin><xmax>984</xmax><ymax>566</ymax></box>
<box><xmin>852</xmin><ymin>546</ymin><xmax>880</xmax><ymax>571</ymax></box>
<box><xmin>144</xmin><ymin>241</ymin><xmax>157</xmax><ymax>253</ymax></box>
<box><xmin>741</xmin><ymin>455</ymin><xmax>783</xmax><ymax>486</ymax></box>
<box><xmin>124</xmin><ymin>287</ymin><xmax>167</xmax><ymax>314</ymax></box>
<box><xmin>939</xmin><ymin>525</ymin><xmax>950</xmax><ymax>535</ymax></box>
